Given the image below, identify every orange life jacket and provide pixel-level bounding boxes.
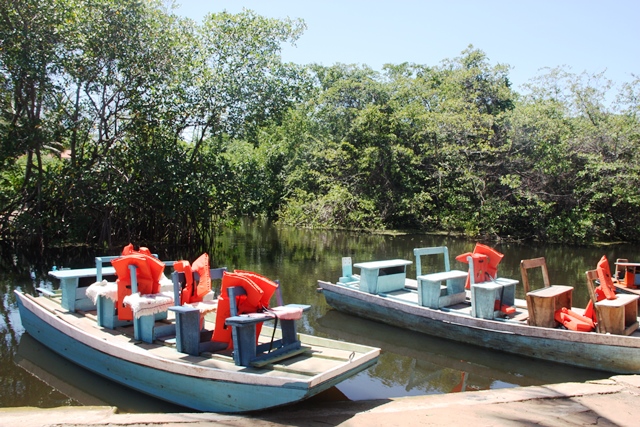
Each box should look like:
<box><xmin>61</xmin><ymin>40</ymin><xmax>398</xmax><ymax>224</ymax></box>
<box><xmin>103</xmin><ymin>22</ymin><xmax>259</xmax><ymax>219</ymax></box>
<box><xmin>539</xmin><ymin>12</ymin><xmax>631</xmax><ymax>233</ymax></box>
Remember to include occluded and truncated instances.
<box><xmin>596</xmin><ymin>255</ymin><xmax>617</xmax><ymax>300</ymax></box>
<box><xmin>554</xmin><ymin>307</ymin><xmax>594</xmax><ymax>332</ymax></box>
<box><xmin>111</xmin><ymin>244</ymin><xmax>165</xmax><ymax>321</ymax></box>
<box><xmin>584</xmin><ymin>255</ymin><xmax>619</xmax><ymax>324</ymax></box>
<box><xmin>212</xmin><ymin>270</ymin><xmax>278</xmax><ymax>350</ymax></box>
<box><xmin>173</xmin><ymin>253</ymin><xmax>212</xmax><ymax>305</ymax></box>
<box><xmin>456</xmin><ymin>243</ymin><xmax>505</xmax><ymax>289</ymax></box>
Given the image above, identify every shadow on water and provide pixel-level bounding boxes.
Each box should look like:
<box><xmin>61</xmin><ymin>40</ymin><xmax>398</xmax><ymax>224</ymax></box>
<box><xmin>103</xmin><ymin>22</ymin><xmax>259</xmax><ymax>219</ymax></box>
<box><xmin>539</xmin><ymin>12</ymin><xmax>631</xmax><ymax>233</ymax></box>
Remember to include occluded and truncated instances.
<box><xmin>2</xmin><ymin>218</ymin><xmax>638</xmax><ymax>412</ymax></box>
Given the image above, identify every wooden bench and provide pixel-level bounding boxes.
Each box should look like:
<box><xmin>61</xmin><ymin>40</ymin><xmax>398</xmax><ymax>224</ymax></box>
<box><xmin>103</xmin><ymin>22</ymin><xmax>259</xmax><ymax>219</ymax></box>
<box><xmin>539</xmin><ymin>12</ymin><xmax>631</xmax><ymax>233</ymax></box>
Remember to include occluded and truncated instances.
<box><xmin>91</xmin><ymin>256</ymin><xmax>126</xmax><ymax>328</ymax></box>
<box><xmin>470</xmin><ymin>278</ymin><xmax>519</xmax><ymax>319</ymax></box>
<box><xmin>353</xmin><ymin>259</ymin><xmax>412</xmax><ymax>294</ymax></box>
<box><xmin>414</xmin><ymin>247</ymin><xmax>467</xmax><ymax>309</ymax></box>
<box><xmin>526</xmin><ymin>285</ymin><xmax>573</xmax><ymax>327</ymax></box>
<box><xmin>520</xmin><ymin>257</ymin><xmax>573</xmax><ymax>327</ymax></box>
<box><xmin>88</xmin><ymin>255</ymin><xmax>176</xmax><ymax>340</ymax></box>
<box><xmin>586</xmin><ymin>269</ymin><xmax>639</xmax><ymax>335</ymax></box>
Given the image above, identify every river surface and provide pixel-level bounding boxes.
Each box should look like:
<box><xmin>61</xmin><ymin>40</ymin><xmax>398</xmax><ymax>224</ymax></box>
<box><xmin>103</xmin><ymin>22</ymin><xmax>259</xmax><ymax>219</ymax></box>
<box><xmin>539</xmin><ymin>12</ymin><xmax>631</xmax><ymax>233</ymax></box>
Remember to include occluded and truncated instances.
<box><xmin>2</xmin><ymin>219</ymin><xmax>639</xmax><ymax>412</ymax></box>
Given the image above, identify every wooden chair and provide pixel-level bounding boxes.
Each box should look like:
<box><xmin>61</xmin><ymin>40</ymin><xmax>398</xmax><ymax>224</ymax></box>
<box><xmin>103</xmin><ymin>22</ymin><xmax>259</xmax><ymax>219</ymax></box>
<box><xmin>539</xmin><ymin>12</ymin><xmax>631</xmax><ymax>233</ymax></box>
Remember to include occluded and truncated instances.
<box><xmin>585</xmin><ymin>269</ymin><xmax>639</xmax><ymax>335</ymax></box>
<box><xmin>520</xmin><ymin>257</ymin><xmax>573</xmax><ymax>327</ymax></box>
<box><xmin>90</xmin><ymin>255</ymin><xmax>171</xmax><ymax>332</ymax></box>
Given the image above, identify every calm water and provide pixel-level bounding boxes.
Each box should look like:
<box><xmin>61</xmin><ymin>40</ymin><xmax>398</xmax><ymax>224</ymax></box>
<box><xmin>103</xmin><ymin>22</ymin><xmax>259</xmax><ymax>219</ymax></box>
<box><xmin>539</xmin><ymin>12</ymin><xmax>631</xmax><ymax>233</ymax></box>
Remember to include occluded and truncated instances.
<box><xmin>2</xmin><ymin>219</ymin><xmax>638</xmax><ymax>412</ymax></box>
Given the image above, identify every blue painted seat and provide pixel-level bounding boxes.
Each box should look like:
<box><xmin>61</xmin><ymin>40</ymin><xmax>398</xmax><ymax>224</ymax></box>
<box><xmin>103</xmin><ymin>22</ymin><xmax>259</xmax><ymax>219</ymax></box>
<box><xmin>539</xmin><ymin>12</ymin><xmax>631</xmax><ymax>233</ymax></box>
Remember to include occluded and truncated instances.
<box><xmin>469</xmin><ymin>255</ymin><xmax>518</xmax><ymax>319</ymax></box>
<box><xmin>91</xmin><ymin>256</ymin><xmax>126</xmax><ymax>329</ymax></box>
<box><xmin>414</xmin><ymin>247</ymin><xmax>468</xmax><ymax>309</ymax></box>
<box><xmin>339</xmin><ymin>257</ymin><xmax>360</xmax><ymax>285</ymax></box>
<box><xmin>224</xmin><ymin>284</ymin><xmax>310</xmax><ymax>367</ymax></box>
<box><xmin>169</xmin><ymin>267</ymin><xmax>227</xmax><ymax>355</ymax></box>
<box><xmin>90</xmin><ymin>255</ymin><xmax>176</xmax><ymax>342</ymax></box>
<box><xmin>171</xmin><ymin>271</ymin><xmax>310</xmax><ymax>366</ymax></box>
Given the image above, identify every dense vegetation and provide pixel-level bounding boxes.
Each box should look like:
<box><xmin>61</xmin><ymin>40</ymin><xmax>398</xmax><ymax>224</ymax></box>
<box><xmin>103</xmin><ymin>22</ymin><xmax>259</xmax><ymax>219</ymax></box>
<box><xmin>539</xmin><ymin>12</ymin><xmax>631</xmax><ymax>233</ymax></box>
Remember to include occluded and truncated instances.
<box><xmin>1</xmin><ymin>0</ymin><xmax>639</xmax><ymax>251</ymax></box>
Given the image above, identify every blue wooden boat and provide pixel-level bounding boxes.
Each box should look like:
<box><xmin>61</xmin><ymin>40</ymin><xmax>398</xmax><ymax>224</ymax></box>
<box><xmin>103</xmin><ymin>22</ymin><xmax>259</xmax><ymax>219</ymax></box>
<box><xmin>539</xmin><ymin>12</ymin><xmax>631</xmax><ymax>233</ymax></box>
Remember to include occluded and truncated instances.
<box><xmin>15</xmin><ymin>256</ymin><xmax>379</xmax><ymax>413</ymax></box>
<box><xmin>318</xmin><ymin>246</ymin><xmax>640</xmax><ymax>374</ymax></box>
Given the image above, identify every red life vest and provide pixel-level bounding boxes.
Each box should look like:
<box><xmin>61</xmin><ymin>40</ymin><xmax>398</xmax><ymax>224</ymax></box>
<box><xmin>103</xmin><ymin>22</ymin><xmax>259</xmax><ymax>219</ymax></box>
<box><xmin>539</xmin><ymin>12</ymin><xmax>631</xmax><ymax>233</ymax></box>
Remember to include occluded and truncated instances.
<box><xmin>111</xmin><ymin>244</ymin><xmax>165</xmax><ymax>321</ymax></box>
<box><xmin>585</xmin><ymin>255</ymin><xmax>619</xmax><ymax>323</ymax></box>
<box><xmin>174</xmin><ymin>253</ymin><xmax>212</xmax><ymax>305</ymax></box>
<box><xmin>555</xmin><ymin>307</ymin><xmax>595</xmax><ymax>332</ymax></box>
<box><xmin>596</xmin><ymin>255</ymin><xmax>617</xmax><ymax>300</ymax></box>
<box><xmin>212</xmin><ymin>270</ymin><xmax>278</xmax><ymax>350</ymax></box>
<box><xmin>456</xmin><ymin>243</ymin><xmax>505</xmax><ymax>289</ymax></box>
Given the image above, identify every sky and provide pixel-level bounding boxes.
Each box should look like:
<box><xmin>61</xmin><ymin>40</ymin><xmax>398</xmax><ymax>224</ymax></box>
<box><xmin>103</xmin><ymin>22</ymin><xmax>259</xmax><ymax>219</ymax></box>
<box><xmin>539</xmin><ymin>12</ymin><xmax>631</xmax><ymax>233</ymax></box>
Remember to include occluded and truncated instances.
<box><xmin>173</xmin><ymin>0</ymin><xmax>638</xmax><ymax>92</ymax></box>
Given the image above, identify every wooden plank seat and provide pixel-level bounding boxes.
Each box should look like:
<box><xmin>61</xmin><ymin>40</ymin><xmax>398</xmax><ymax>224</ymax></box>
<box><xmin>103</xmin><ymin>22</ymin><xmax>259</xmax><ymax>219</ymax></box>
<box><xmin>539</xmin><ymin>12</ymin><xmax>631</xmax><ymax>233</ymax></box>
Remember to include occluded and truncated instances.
<box><xmin>520</xmin><ymin>257</ymin><xmax>573</xmax><ymax>327</ymax></box>
<box><xmin>414</xmin><ymin>246</ymin><xmax>467</xmax><ymax>309</ymax></box>
<box><xmin>224</xmin><ymin>286</ymin><xmax>311</xmax><ymax>367</ymax></box>
<box><xmin>88</xmin><ymin>255</ymin><xmax>177</xmax><ymax>332</ymax></box>
<box><xmin>586</xmin><ymin>269</ymin><xmax>639</xmax><ymax>335</ymax></box>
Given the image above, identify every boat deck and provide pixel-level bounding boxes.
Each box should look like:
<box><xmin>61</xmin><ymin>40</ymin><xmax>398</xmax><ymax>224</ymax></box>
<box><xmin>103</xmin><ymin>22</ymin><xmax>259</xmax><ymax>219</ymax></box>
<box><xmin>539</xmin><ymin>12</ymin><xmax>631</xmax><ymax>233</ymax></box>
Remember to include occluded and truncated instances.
<box><xmin>29</xmin><ymin>292</ymin><xmax>378</xmax><ymax>382</ymax></box>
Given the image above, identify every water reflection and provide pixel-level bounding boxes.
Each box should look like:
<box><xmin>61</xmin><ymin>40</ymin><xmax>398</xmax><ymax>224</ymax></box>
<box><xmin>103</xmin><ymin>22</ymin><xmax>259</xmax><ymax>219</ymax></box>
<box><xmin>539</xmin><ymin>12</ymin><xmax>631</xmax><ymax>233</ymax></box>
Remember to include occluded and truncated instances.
<box><xmin>319</xmin><ymin>310</ymin><xmax>606</xmax><ymax>400</ymax></box>
<box><xmin>2</xmin><ymin>218</ymin><xmax>638</xmax><ymax>412</ymax></box>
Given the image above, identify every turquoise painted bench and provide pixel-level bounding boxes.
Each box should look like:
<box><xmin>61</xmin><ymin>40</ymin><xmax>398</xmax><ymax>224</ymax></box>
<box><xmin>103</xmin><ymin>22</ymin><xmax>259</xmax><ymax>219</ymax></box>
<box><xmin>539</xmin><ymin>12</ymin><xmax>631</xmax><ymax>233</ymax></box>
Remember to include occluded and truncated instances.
<box><xmin>93</xmin><ymin>256</ymin><xmax>128</xmax><ymax>329</ymax></box>
<box><xmin>225</xmin><ymin>286</ymin><xmax>310</xmax><ymax>367</ymax></box>
<box><xmin>338</xmin><ymin>257</ymin><xmax>360</xmax><ymax>285</ymax></box>
<box><xmin>169</xmin><ymin>267</ymin><xmax>226</xmax><ymax>355</ymax></box>
<box><xmin>171</xmin><ymin>272</ymin><xmax>310</xmax><ymax>367</ymax></box>
<box><xmin>90</xmin><ymin>255</ymin><xmax>176</xmax><ymax>342</ymax></box>
<box><xmin>48</xmin><ymin>264</ymin><xmax>116</xmax><ymax>312</ymax></box>
<box><xmin>468</xmin><ymin>254</ymin><xmax>518</xmax><ymax>319</ymax></box>
<box><xmin>414</xmin><ymin>247</ymin><xmax>468</xmax><ymax>309</ymax></box>
<box><xmin>353</xmin><ymin>259</ymin><xmax>412</xmax><ymax>294</ymax></box>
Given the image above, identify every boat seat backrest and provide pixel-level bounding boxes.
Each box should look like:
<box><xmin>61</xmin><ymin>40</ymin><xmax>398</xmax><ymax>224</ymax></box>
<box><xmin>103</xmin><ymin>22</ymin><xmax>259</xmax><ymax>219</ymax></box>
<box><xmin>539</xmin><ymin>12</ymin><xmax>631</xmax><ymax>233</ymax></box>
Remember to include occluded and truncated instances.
<box><xmin>339</xmin><ymin>257</ymin><xmax>360</xmax><ymax>284</ymax></box>
<box><xmin>414</xmin><ymin>246</ymin><xmax>450</xmax><ymax>277</ymax></box>
<box><xmin>95</xmin><ymin>255</ymin><xmax>120</xmax><ymax>281</ymax></box>
<box><xmin>585</xmin><ymin>269</ymin><xmax>601</xmax><ymax>312</ymax></box>
<box><xmin>227</xmin><ymin>286</ymin><xmax>248</xmax><ymax>317</ymax></box>
<box><xmin>172</xmin><ymin>267</ymin><xmax>227</xmax><ymax>305</ymax></box>
<box><xmin>519</xmin><ymin>257</ymin><xmax>551</xmax><ymax>294</ymax></box>
<box><xmin>585</xmin><ymin>268</ymin><xmax>639</xmax><ymax>335</ymax></box>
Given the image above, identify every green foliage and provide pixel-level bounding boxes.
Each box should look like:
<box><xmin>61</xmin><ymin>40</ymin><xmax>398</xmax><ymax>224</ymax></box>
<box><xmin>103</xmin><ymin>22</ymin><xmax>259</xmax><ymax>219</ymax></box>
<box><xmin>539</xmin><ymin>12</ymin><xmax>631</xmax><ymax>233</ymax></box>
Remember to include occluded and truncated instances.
<box><xmin>0</xmin><ymin>1</ymin><xmax>638</xmax><ymax>248</ymax></box>
<box><xmin>0</xmin><ymin>1</ymin><xmax>308</xmax><ymax>249</ymax></box>
<box><xmin>273</xmin><ymin>53</ymin><xmax>640</xmax><ymax>244</ymax></box>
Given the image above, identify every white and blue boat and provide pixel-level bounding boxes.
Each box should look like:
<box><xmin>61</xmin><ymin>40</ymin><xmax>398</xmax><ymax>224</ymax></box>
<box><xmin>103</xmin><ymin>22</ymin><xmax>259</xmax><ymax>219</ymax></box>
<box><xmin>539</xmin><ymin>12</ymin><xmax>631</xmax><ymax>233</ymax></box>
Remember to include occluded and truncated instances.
<box><xmin>318</xmin><ymin>246</ymin><xmax>640</xmax><ymax>374</ymax></box>
<box><xmin>15</xmin><ymin>254</ymin><xmax>379</xmax><ymax>413</ymax></box>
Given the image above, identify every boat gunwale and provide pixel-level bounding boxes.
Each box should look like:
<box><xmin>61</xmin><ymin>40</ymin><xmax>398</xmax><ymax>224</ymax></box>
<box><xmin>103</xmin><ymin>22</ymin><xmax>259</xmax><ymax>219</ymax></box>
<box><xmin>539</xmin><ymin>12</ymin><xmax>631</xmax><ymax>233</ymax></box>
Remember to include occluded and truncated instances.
<box><xmin>317</xmin><ymin>280</ymin><xmax>640</xmax><ymax>349</ymax></box>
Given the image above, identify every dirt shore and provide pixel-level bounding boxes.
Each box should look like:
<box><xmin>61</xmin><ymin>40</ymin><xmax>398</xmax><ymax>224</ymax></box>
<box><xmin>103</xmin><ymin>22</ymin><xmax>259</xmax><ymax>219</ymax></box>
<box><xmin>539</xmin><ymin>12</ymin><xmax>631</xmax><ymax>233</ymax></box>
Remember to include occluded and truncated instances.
<box><xmin>3</xmin><ymin>375</ymin><xmax>640</xmax><ymax>427</ymax></box>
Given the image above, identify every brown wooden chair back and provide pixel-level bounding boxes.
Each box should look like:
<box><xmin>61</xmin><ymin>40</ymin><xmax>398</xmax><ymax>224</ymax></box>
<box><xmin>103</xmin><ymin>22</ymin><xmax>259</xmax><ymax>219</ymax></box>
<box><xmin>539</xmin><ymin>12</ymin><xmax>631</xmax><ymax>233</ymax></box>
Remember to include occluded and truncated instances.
<box><xmin>585</xmin><ymin>269</ymin><xmax>604</xmax><ymax>333</ymax></box>
<box><xmin>519</xmin><ymin>257</ymin><xmax>550</xmax><ymax>294</ymax></box>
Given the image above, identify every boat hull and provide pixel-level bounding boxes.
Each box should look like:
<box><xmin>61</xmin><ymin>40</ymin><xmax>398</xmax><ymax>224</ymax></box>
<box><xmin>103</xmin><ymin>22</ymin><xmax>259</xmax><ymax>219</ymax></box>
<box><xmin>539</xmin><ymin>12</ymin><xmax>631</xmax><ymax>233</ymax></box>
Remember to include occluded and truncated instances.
<box><xmin>16</xmin><ymin>291</ymin><xmax>377</xmax><ymax>413</ymax></box>
<box><xmin>319</xmin><ymin>281</ymin><xmax>640</xmax><ymax>374</ymax></box>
